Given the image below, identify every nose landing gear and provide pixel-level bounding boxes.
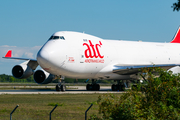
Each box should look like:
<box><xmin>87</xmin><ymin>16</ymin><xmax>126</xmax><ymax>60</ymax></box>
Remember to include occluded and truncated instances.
<box><xmin>55</xmin><ymin>78</ymin><xmax>66</xmax><ymax>92</ymax></box>
<box><xmin>56</xmin><ymin>83</ymin><xmax>66</xmax><ymax>91</ymax></box>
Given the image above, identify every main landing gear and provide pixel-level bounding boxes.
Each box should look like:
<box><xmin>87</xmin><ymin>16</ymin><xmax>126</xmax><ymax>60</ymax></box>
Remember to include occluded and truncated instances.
<box><xmin>86</xmin><ymin>79</ymin><xmax>100</xmax><ymax>91</ymax></box>
<box><xmin>111</xmin><ymin>80</ymin><xmax>126</xmax><ymax>91</ymax></box>
<box><xmin>56</xmin><ymin>83</ymin><xmax>66</xmax><ymax>92</ymax></box>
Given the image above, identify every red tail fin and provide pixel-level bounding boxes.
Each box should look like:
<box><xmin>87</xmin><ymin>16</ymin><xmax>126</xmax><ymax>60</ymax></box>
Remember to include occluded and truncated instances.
<box><xmin>5</xmin><ymin>50</ymin><xmax>12</xmax><ymax>57</ymax></box>
<box><xmin>171</xmin><ymin>26</ymin><xmax>180</xmax><ymax>43</ymax></box>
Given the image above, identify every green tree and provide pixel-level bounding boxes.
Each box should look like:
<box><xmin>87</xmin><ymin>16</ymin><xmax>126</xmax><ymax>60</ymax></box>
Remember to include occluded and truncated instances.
<box><xmin>90</xmin><ymin>67</ymin><xmax>180</xmax><ymax>120</ymax></box>
<box><xmin>172</xmin><ymin>0</ymin><xmax>180</xmax><ymax>11</ymax></box>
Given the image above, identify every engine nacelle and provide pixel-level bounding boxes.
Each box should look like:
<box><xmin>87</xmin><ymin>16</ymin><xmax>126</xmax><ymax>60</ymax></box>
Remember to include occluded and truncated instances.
<box><xmin>12</xmin><ymin>64</ymin><xmax>33</xmax><ymax>79</ymax></box>
<box><xmin>33</xmin><ymin>69</ymin><xmax>55</xmax><ymax>84</ymax></box>
<box><xmin>168</xmin><ymin>66</ymin><xmax>180</xmax><ymax>74</ymax></box>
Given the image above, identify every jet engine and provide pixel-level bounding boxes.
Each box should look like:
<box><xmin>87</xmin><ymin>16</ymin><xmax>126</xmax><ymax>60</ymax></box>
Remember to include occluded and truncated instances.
<box><xmin>12</xmin><ymin>64</ymin><xmax>33</xmax><ymax>79</ymax></box>
<box><xmin>33</xmin><ymin>69</ymin><xmax>55</xmax><ymax>84</ymax></box>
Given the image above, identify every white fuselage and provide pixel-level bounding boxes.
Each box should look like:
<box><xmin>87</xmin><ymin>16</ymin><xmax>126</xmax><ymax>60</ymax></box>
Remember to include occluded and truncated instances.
<box><xmin>36</xmin><ymin>31</ymin><xmax>180</xmax><ymax>80</ymax></box>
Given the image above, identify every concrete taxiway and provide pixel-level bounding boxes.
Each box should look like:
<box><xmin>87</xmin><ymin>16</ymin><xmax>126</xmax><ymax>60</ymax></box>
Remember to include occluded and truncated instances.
<box><xmin>0</xmin><ymin>86</ymin><xmax>125</xmax><ymax>94</ymax></box>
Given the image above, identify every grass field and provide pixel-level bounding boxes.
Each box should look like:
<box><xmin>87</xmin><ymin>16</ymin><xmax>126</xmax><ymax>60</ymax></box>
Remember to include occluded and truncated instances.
<box><xmin>0</xmin><ymin>94</ymin><xmax>120</xmax><ymax>120</ymax></box>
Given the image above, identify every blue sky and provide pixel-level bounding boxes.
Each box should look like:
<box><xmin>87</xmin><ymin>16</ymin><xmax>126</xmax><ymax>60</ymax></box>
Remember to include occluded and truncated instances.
<box><xmin>0</xmin><ymin>0</ymin><xmax>180</xmax><ymax>75</ymax></box>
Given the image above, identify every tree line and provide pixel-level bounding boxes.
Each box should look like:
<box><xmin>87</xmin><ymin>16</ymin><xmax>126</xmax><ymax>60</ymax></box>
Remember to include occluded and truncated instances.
<box><xmin>0</xmin><ymin>74</ymin><xmax>34</xmax><ymax>83</ymax></box>
<box><xmin>0</xmin><ymin>74</ymin><xmax>113</xmax><ymax>83</ymax></box>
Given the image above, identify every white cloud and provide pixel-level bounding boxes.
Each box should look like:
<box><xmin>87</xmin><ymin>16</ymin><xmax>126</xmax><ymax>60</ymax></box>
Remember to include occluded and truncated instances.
<box><xmin>0</xmin><ymin>45</ymin><xmax>17</xmax><ymax>48</ymax></box>
<box><xmin>24</xmin><ymin>52</ymin><xmax>34</xmax><ymax>58</ymax></box>
<box><xmin>31</xmin><ymin>46</ymin><xmax>41</xmax><ymax>50</ymax></box>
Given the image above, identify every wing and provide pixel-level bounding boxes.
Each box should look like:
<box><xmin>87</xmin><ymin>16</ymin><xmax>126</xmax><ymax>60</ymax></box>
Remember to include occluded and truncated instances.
<box><xmin>2</xmin><ymin>50</ymin><xmax>38</xmax><ymax>70</ymax></box>
<box><xmin>2</xmin><ymin>50</ymin><xmax>37</xmax><ymax>61</ymax></box>
<box><xmin>113</xmin><ymin>64</ymin><xmax>180</xmax><ymax>75</ymax></box>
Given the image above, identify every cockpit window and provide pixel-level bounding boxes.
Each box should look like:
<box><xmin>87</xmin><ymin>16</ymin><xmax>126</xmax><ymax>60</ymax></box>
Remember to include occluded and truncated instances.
<box><xmin>60</xmin><ymin>36</ymin><xmax>65</xmax><ymax>40</ymax></box>
<box><xmin>53</xmin><ymin>36</ymin><xmax>60</xmax><ymax>39</ymax></box>
<box><xmin>48</xmin><ymin>36</ymin><xmax>65</xmax><ymax>40</ymax></box>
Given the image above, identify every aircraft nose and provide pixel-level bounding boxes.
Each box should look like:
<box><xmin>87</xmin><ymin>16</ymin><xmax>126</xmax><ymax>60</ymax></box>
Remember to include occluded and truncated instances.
<box><xmin>37</xmin><ymin>48</ymin><xmax>50</xmax><ymax>67</ymax></box>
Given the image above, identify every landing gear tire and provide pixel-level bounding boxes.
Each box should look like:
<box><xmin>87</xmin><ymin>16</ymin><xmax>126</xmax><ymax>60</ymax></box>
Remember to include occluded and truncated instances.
<box><xmin>121</xmin><ymin>84</ymin><xmax>125</xmax><ymax>91</ymax></box>
<box><xmin>56</xmin><ymin>84</ymin><xmax>61</xmax><ymax>91</ymax></box>
<box><xmin>95</xmin><ymin>84</ymin><xmax>100</xmax><ymax>91</ymax></box>
<box><xmin>117</xmin><ymin>85</ymin><xmax>121</xmax><ymax>91</ymax></box>
<box><xmin>56</xmin><ymin>83</ymin><xmax>66</xmax><ymax>92</ymax></box>
<box><xmin>86</xmin><ymin>84</ymin><xmax>100</xmax><ymax>91</ymax></box>
<box><xmin>86</xmin><ymin>84</ymin><xmax>90</xmax><ymax>91</ymax></box>
<box><xmin>111</xmin><ymin>84</ymin><xmax>125</xmax><ymax>91</ymax></box>
<box><xmin>111</xmin><ymin>84</ymin><xmax>116</xmax><ymax>91</ymax></box>
<box><xmin>61</xmin><ymin>85</ymin><xmax>66</xmax><ymax>92</ymax></box>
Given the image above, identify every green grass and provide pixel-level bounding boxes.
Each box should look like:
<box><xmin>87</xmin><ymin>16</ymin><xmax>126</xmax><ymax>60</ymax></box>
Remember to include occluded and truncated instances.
<box><xmin>0</xmin><ymin>94</ymin><xmax>121</xmax><ymax>120</ymax></box>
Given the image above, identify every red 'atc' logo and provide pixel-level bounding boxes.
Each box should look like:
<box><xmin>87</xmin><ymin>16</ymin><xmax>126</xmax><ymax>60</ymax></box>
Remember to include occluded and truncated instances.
<box><xmin>83</xmin><ymin>40</ymin><xmax>104</xmax><ymax>58</ymax></box>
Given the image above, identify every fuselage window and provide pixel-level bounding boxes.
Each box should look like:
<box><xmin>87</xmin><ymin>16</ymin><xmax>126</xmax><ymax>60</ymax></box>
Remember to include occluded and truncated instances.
<box><xmin>48</xmin><ymin>36</ymin><xmax>65</xmax><ymax>40</ymax></box>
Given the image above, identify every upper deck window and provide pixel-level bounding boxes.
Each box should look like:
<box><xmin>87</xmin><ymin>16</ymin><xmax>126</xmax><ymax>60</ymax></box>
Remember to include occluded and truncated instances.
<box><xmin>48</xmin><ymin>36</ymin><xmax>65</xmax><ymax>40</ymax></box>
